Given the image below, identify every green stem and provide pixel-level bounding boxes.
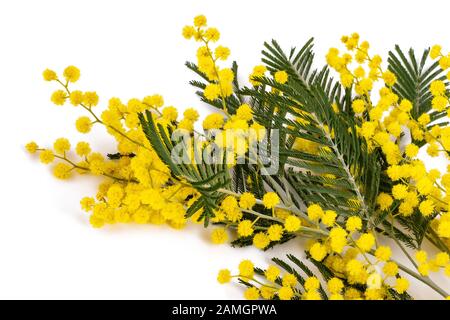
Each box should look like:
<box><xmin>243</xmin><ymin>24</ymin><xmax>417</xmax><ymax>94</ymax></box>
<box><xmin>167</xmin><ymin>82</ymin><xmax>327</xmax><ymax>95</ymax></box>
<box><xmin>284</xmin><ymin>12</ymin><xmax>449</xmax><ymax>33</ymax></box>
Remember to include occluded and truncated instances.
<box><xmin>241</xmin><ymin>209</ymin><xmax>283</xmax><ymax>223</ymax></box>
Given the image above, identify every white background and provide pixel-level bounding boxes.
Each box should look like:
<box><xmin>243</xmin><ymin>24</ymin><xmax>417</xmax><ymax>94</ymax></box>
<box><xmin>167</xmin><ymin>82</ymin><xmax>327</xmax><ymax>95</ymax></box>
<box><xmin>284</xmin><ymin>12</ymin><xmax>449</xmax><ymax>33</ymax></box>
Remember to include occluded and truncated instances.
<box><xmin>1</xmin><ymin>0</ymin><xmax>449</xmax><ymax>299</ymax></box>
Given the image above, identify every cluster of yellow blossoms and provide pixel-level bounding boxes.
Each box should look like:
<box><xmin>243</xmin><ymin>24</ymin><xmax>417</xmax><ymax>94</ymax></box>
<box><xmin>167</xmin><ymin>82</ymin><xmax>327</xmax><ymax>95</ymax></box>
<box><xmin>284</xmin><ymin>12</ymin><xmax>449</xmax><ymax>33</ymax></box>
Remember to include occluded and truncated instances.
<box><xmin>218</xmin><ymin>203</ymin><xmax>450</xmax><ymax>300</ymax></box>
<box><xmin>182</xmin><ymin>16</ymin><xmax>233</xmax><ymax>109</ymax></box>
<box><xmin>216</xmin><ymin>34</ymin><xmax>450</xmax><ymax>299</ymax></box>
<box><xmin>217</xmin><ymin>259</ymin><xmax>405</xmax><ymax>300</ymax></box>
<box><xmin>182</xmin><ymin>16</ymin><xmax>269</xmax><ymax>166</ymax></box>
<box><xmin>325</xmin><ymin>34</ymin><xmax>450</xmax><ymax>243</ymax></box>
<box><xmin>25</xmin><ymin>15</ymin><xmax>277</xmax><ymax>233</ymax></box>
<box><xmin>26</xmin><ymin>15</ymin><xmax>450</xmax><ymax>300</ymax></box>
<box><xmin>27</xmin><ymin>64</ymin><xmax>206</xmax><ymax>229</ymax></box>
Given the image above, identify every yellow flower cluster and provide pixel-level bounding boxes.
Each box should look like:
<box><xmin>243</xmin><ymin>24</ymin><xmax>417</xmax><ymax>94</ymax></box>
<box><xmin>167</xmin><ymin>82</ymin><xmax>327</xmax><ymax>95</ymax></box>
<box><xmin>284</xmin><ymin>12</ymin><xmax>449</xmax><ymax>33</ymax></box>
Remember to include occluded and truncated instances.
<box><xmin>326</xmin><ymin>34</ymin><xmax>450</xmax><ymax>244</ymax></box>
<box><xmin>217</xmin><ymin>258</ymin><xmax>411</xmax><ymax>300</ymax></box>
<box><xmin>223</xmin><ymin>203</ymin><xmax>450</xmax><ymax>299</ymax></box>
<box><xmin>183</xmin><ymin>15</ymin><xmax>233</xmax><ymax>108</ymax></box>
<box><xmin>27</xmin><ymin>66</ymin><xmax>209</xmax><ymax>230</ymax></box>
<box><xmin>28</xmin><ymin>16</ymin><xmax>450</xmax><ymax>300</ymax></box>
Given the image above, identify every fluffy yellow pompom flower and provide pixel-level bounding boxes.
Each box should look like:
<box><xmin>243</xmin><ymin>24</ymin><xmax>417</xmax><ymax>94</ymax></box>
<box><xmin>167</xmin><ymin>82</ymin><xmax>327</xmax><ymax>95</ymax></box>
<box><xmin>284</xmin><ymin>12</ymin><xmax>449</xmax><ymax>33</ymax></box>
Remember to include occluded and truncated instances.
<box><xmin>435</xmin><ymin>252</ymin><xmax>450</xmax><ymax>266</ymax></box>
<box><xmin>416</xmin><ymin>177</ymin><xmax>433</xmax><ymax>195</ymax></box>
<box><xmin>53</xmin><ymin>138</ymin><xmax>70</xmax><ymax>155</ymax></box>
<box><xmin>80</xmin><ymin>197</ymin><xmax>95</xmax><ymax>212</ymax></box>
<box><xmin>265</xmin><ymin>265</ymin><xmax>280</xmax><ymax>282</ymax></box>
<box><xmin>281</xmin><ymin>273</ymin><xmax>297</xmax><ymax>287</ymax></box>
<box><xmin>405</xmin><ymin>144</ymin><xmax>419</xmax><ymax>158</ymax></box>
<box><xmin>239</xmin><ymin>192</ymin><xmax>256</xmax><ymax>210</ymax></box>
<box><xmin>304</xmin><ymin>276</ymin><xmax>320</xmax><ymax>291</ymax></box>
<box><xmin>427</xmin><ymin>143</ymin><xmax>439</xmax><ymax>157</ymax></box>
<box><xmin>375</xmin><ymin>246</ymin><xmax>392</xmax><ymax>261</ymax></box>
<box><xmin>253</xmin><ymin>232</ymin><xmax>270</xmax><ymax>249</ymax></box>
<box><xmin>399</xmin><ymin>99</ymin><xmax>413</xmax><ymax>112</ymax></box>
<box><xmin>75</xmin><ymin>116</ymin><xmax>92</xmax><ymax>134</ymax></box>
<box><xmin>415</xmin><ymin>250</ymin><xmax>428</xmax><ymax>263</ymax></box>
<box><xmin>204</xmin><ymin>83</ymin><xmax>221</xmax><ymax>101</ymax></box>
<box><xmin>419</xmin><ymin>199</ymin><xmax>435</xmax><ymax>217</ymax></box>
<box><xmin>162</xmin><ymin>106</ymin><xmax>178</xmax><ymax>122</ymax></box>
<box><xmin>329</xmin><ymin>293</ymin><xmax>344</xmax><ymax>300</ymax></box>
<box><xmin>352</xmin><ymin>99</ymin><xmax>365</xmax><ymax>113</ymax></box>
<box><xmin>217</xmin><ymin>269</ymin><xmax>231</xmax><ymax>284</ymax></box>
<box><xmin>176</xmin><ymin>119</ymin><xmax>193</xmax><ymax>131</ymax></box>
<box><xmin>144</xmin><ymin>94</ymin><xmax>164</xmax><ymax>108</ymax></box>
<box><xmin>89</xmin><ymin>215</ymin><xmax>105</xmax><ymax>228</ymax></box>
<box><xmin>204</xmin><ymin>27</ymin><xmax>220</xmax><ymax>42</ymax></box>
<box><xmin>346</xmin><ymin>259</ymin><xmax>364</xmax><ymax>276</ymax></box>
<box><xmin>262</xmin><ymin>192</ymin><xmax>280</xmax><ymax>209</ymax></box>
<box><xmin>202</xmin><ymin>113</ymin><xmax>224</xmax><ymax>130</ymax></box>
<box><xmin>346</xmin><ymin>216</ymin><xmax>362</xmax><ymax>232</ymax></box>
<box><xmin>244</xmin><ymin>287</ymin><xmax>260</xmax><ymax>300</ymax></box>
<box><xmin>274</xmin><ymin>70</ymin><xmax>288</xmax><ymax>84</ymax></box>
<box><xmin>284</xmin><ymin>215</ymin><xmax>301</xmax><ymax>232</ymax></box>
<box><xmin>267</xmin><ymin>224</ymin><xmax>283</xmax><ymax>241</ymax></box>
<box><xmin>309</xmin><ymin>242</ymin><xmax>327</xmax><ymax>261</ymax></box>
<box><xmin>236</xmin><ymin>104</ymin><xmax>253</xmax><ymax>121</ymax></box>
<box><xmin>304</xmin><ymin>290</ymin><xmax>323</xmax><ymax>301</ymax></box>
<box><xmin>260</xmin><ymin>286</ymin><xmax>276</xmax><ymax>299</ymax></box>
<box><xmin>51</xmin><ymin>90</ymin><xmax>66</xmax><ymax>105</ymax></box>
<box><xmin>63</xmin><ymin>66</ymin><xmax>80</xmax><ymax>83</ymax></box>
<box><xmin>430</xmin><ymin>45</ymin><xmax>442</xmax><ymax>59</ymax></box>
<box><xmin>418</xmin><ymin>263</ymin><xmax>431</xmax><ymax>276</ymax></box>
<box><xmin>329</xmin><ymin>227</ymin><xmax>347</xmax><ymax>253</ymax></box>
<box><xmin>382</xmin><ymin>70</ymin><xmax>397</xmax><ymax>86</ymax></box>
<box><xmin>53</xmin><ymin>163</ymin><xmax>72</xmax><ymax>179</ymax></box>
<box><xmin>327</xmin><ymin>278</ymin><xmax>344</xmax><ymax>294</ymax></box>
<box><xmin>238</xmin><ymin>260</ymin><xmax>254</xmax><ymax>278</ymax></box>
<box><xmin>321</xmin><ymin>210</ymin><xmax>337</xmax><ymax>227</ymax></box>
<box><xmin>249</xmin><ymin>65</ymin><xmax>267</xmax><ymax>85</ymax></box>
<box><xmin>221</xmin><ymin>195</ymin><xmax>238</xmax><ymax>213</ymax></box>
<box><xmin>69</xmin><ymin>90</ymin><xmax>83</xmax><ymax>106</ymax></box>
<box><xmin>417</xmin><ymin>114</ymin><xmax>430</xmax><ymax>127</ymax></box>
<box><xmin>39</xmin><ymin>149</ymin><xmax>55</xmax><ymax>164</ymax></box>
<box><xmin>383</xmin><ymin>261</ymin><xmax>399</xmax><ymax>276</ymax></box>
<box><xmin>75</xmin><ymin>142</ymin><xmax>91</xmax><ymax>157</ymax></box>
<box><xmin>211</xmin><ymin>227</ymin><xmax>228</xmax><ymax>244</ymax></box>
<box><xmin>307</xmin><ymin>204</ymin><xmax>324</xmax><ymax>221</ymax></box>
<box><xmin>395</xmin><ymin>277</ymin><xmax>409</xmax><ymax>294</ymax></box>
<box><xmin>278</xmin><ymin>286</ymin><xmax>294</xmax><ymax>300</ymax></box>
<box><xmin>340</xmin><ymin>72</ymin><xmax>354</xmax><ymax>88</ymax></box>
<box><xmin>439</xmin><ymin>56</ymin><xmax>450</xmax><ymax>69</ymax></box>
<box><xmin>184</xmin><ymin>108</ymin><xmax>199</xmax><ymax>122</ymax></box>
<box><xmin>430</xmin><ymin>80</ymin><xmax>446</xmax><ymax>96</ymax></box>
<box><xmin>218</xmin><ymin>68</ymin><xmax>234</xmax><ymax>83</ymax></box>
<box><xmin>215</xmin><ymin>46</ymin><xmax>230</xmax><ymax>60</ymax></box>
<box><xmin>376</xmin><ymin>192</ymin><xmax>393</xmax><ymax>211</ymax></box>
<box><xmin>392</xmin><ymin>184</ymin><xmax>408</xmax><ymax>200</ymax></box>
<box><xmin>355</xmin><ymin>78</ymin><xmax>373</xmax><ymax>94</ymax></box>
<box><xmin>193</xmin><ymin>14</ymin><xmax>207</xmax><ymax>27</ymax></box>
<box><xmin>432</xmin><ymin>95</ymin><xmax>448</xmax><ymax>111</ymax></box>
<box><xmin>387</xmin><ymin>122</ymin><xmax>402</xmax><ymax>138</ymax></box>
<box><xmin>237</xmin><ymin>220</ymin><xmax>254</xmax><ymax>237</ymax></box>
<box><xmin>43</xmin><ymin>69</ymin><xmax>57</xmax><ymax>81</ymax></box>
<box><xmin>356</xmin><ymin>233</ymin><xmax>375</xmax><ymax>252</ymax></box>
<box><xmin>438</xmin><ymin>220</ymin><xmax>450</xmax><ymax>238</ymax></box>
<box><xmin>83</xmin><ymin>91</ymin><xmax>99</xmax><ymax>107</ymax></box>
<box><xmin>182</xmin><ymin>26</ymin><xmax>195</xmax><ymax>39</ymax></box>
<box><xmin>25</xmin><ymin>141</ymin><xmax>38</xmax><ymax>154</ymax></box>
